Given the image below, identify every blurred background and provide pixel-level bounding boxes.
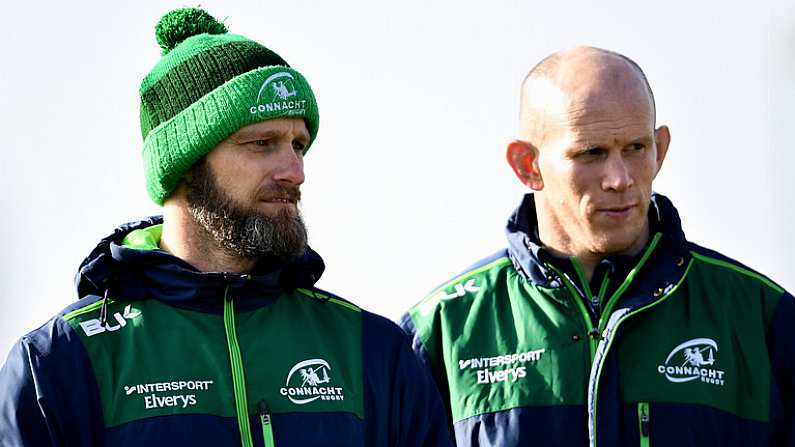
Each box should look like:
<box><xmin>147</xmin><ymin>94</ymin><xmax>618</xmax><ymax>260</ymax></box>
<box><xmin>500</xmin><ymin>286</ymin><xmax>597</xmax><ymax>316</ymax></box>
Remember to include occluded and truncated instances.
<box><xmin>1</xmin><ymin>0</ymin><xmax>793</xmax><ymax>357</ymax></box>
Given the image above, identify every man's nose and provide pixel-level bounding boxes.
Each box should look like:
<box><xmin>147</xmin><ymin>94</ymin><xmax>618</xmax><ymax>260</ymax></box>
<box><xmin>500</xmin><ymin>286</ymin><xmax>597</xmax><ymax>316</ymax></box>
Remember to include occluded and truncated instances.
<box><xmin>273</xmin><ymin>145</ymin><xmax>305</xmax><ymax>186</ymax></box>
<box><xmin>602</xmin><ymin>153</ymin><xmax>633</xmax><ymax>192</ymax></box>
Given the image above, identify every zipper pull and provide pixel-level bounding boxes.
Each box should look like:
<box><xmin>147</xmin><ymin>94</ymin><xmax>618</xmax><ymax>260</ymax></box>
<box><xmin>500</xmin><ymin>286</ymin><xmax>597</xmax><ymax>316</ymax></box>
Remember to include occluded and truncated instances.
<box><xmin>640</xmin><ymin>405</ymin><xmax>650</xmax><ymax>436</ymax></box>
<box><xmin>259</xmin><ymin>400</ymin><xmax>276</xmax><ymax>447</ymax></box>
<box><xmin>259</xmin><ymin>400</ymin><xmax>271</xmax><ymax>425</ymax></box>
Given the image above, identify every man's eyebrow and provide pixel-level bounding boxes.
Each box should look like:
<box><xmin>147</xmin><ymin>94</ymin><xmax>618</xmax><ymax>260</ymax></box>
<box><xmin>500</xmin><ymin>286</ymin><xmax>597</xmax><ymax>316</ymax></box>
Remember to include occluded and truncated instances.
<box><xmin>233</xmin><ymin>129</ymin><xmax>280</xmax><ymax>140</ymax></box>
<box><xmin>232</xmin><ymin>128</ymin><xmax>311</xmax><ymax>143</ymax></box>
<box><xmin>570</xmin><ymin>133</ymin><xmax>653</xmax><ymax>146</ymax></box>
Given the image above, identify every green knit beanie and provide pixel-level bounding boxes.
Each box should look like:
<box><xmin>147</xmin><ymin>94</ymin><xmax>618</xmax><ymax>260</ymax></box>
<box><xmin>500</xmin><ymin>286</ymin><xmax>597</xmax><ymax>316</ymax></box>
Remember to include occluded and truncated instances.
<box><xmin>139</xmin><ymin>7</ymin><xmax>320</xmax><ymax>205</ymax></box>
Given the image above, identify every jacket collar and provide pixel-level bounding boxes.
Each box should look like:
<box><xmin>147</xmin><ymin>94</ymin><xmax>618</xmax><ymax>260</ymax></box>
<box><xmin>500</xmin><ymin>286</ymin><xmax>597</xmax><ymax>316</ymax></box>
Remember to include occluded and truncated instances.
<box><xmin>506</xmin><ymin>192</ymin><xmax>689</xmax><ymax>291</ymax></box>
<box><xmin>74</xmin><ymin>216</ymin><xmax>325</xmax><ymax>309</ymax></box>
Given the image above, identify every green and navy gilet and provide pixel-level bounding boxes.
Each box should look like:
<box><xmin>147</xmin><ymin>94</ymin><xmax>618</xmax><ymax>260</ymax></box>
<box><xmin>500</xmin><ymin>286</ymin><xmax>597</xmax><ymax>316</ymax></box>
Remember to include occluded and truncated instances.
<box><xmin>0</xmin><ymin>217</ymin><xmax>453</xmax><ymax>447</ymax></box>
<box><xmin>401</xmin><ymin>193</ymin><xmax>795</xmax><ymax>446</ymax></box>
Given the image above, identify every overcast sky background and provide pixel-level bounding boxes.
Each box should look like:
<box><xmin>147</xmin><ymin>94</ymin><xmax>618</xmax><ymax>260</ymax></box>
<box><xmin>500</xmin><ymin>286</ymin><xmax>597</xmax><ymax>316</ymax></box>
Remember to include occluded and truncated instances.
<box><xmin>1</xmin><ymin>0</ymin><xmax>793</xmax><ymax>357</ymax></box>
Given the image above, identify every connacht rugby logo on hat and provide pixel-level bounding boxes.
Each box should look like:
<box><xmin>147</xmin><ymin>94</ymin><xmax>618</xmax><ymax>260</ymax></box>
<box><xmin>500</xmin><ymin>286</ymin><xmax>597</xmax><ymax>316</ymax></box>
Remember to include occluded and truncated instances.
<box><xmin>249</xmin><ymin>71</ymin><xmax>308</xmax><ymax>115</ymax></box>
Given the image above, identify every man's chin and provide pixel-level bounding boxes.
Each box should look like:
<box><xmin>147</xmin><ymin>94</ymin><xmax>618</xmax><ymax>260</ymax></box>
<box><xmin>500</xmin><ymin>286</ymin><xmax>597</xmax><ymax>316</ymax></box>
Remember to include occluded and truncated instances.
<box><xmin>589</xmin><ymin>230</ymin><xmax>648</xmax><ymax>258</ymax></box>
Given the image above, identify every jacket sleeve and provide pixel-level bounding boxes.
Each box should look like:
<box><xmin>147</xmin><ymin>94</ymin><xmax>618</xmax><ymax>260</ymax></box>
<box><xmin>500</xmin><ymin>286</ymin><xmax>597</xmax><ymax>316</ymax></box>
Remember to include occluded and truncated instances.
<box><xmin>0</xmin><ymin>338</ymin><xmax>53</xmax><ymax>446</ymax></box>
<box><xmin>362</xmin><ymin>311</ymin><xmax>454</xmax><ymax>446</ymax></box>
<box><xmin>399</xmin><ymin>311</ymin><xmax>454</xmax><ymax>432</ymax></box>
<box><xmin>0</xmin><ymin>317</ymin><xmax>104</xmax><ymax>447</ymax></box>
<box><xmin>770</xmin><ymin>291</ymin><xmax>795</xmax><ymax>446</ymax></box>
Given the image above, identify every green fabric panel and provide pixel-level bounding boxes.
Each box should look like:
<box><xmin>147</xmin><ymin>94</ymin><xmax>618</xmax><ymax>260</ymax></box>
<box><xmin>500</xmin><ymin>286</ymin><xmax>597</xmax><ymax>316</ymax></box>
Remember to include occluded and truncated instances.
<box><xmin>545</xmin><ymin>262</ymin><xmax>598</xmax><ymax>361</ymax></box>
<box><xmin>690</xmin><ymin>252</ymin><xmax>784</xmax><ymax>295</ymax></box>
<box><xmin>617</xmin><ymin>257</ymin><xmax>779</xmax><ymax>422</ymax></box>
<box><xmin>237</xmin><ymin>290</ymin><xmax>363</xmax><ymax>418</ymax></box>
<box><xmin>65</xmin><ymin>290</ymin><xmax>364</xmax><ymax>427</ymax></box>
<box><xmin>410</xmin><ymin>260</ymin><xmax>590</xmax><ymax>423</ymax></box>
<box><xmin>66</xmin><ymin>299</ymin><xmax>236</xmax><ymax>426</ymax></box>
<box><xmin>121</xmin><ymin>224</ymin><xmax>163</xmax><ymax>250</ymax></box>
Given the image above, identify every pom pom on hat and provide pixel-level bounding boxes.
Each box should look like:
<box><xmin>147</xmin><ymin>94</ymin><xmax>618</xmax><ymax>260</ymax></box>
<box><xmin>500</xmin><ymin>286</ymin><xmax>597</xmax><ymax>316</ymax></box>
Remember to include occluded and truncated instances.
<box><xmin>155</xmin><ymin>7</ymin><xmax>228</xmax><ymax>55</ymax></box>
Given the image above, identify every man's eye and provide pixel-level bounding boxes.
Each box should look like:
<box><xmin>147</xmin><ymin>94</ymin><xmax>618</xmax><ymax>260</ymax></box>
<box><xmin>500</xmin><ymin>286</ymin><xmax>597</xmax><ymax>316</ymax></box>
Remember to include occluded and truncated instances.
<box><xmin>253</xmin><ymin>140</ymin><xmax>270</xmax><ymax>146</ymax></box>
<box><xmin>292</xmin><ymin>141</ymin><xmax>306</xmax><ymax>152</ymax></box>
<box><xmin>630</xmin><ymin>143</ymin><xmax>645</xmax><ymax>151</ymax></box>
<box><xmin>583</xmin><ymin>147</ymin><xmax>604</xmax><ymax>157</ymax></box>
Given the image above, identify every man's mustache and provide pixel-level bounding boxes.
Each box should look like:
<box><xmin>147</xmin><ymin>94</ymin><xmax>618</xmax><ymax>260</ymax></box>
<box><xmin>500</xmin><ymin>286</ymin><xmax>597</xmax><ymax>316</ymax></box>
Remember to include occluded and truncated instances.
<box><xmin>257</xmin><ymin>185</ymin><xmax>301</xmax><ymax>203</ymax></box>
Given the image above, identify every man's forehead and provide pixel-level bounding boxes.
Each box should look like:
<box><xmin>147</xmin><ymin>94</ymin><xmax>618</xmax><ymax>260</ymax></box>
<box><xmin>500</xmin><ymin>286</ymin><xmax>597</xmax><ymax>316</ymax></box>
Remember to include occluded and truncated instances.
<box><xmin>230</xmin><ymin>118</ymin><xmax>310</xmax><ymax>139</ymax></box>
<box><xmin>521</xmin><ymin>53</ymin><xmax>654</xmax><ymax>144</ymax></box>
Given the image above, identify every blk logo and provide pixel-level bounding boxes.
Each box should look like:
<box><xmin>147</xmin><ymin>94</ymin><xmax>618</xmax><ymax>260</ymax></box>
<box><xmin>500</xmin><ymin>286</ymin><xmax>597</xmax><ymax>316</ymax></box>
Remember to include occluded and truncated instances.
<box><xmin>438</xmin><ymin>279</ymin><xmax>481</xmax><ymax>299</ymax></box>
<box><xmin>79</xmin><ymin>304</ymin><xmax>142</xmax><ymax>337</ymax></box>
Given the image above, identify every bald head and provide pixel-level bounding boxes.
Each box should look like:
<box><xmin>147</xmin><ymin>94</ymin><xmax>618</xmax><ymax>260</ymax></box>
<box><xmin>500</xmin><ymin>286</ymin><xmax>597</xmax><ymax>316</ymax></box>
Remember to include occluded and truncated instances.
<box><xmin>518</xmin><ymin>47</ymin><xmax>656</xmax><ymax>143</ymax></box>
<box><xmin>506</xmin><ymin>46</ymin><xmax>671</xmax><ymax>270</ymax></box>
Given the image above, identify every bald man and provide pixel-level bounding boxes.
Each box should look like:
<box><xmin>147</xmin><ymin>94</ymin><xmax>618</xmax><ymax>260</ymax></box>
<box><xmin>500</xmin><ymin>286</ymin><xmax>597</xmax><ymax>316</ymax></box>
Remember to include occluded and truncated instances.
<box><xmin>401</xmin><ymin>47</ymin><xmax>795</xmax><ymax>446</ymax></box>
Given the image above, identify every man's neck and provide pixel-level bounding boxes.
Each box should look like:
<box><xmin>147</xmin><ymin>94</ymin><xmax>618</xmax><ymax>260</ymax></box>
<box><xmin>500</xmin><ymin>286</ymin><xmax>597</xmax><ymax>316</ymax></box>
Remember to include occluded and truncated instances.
<box><xmin>535</xmin><ymin>200</ymin><xmax>650</xmax><ymax>282</ymax></box>
<box><xmin>160</xmin><ymin>200</ymin><xmax>256</xmax><ymax>274</ymax></box>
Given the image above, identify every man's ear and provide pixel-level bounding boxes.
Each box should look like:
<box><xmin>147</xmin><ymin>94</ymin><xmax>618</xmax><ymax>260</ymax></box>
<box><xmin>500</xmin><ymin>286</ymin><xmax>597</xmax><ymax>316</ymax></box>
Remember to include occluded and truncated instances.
<box><xmin>506</xmin><ymin>140</ymin><xmax>543</xmax><ymax>190</ymax></box>
<box><xmin>653</xmin><ymin>125</ymin><xmax>671</xmax><ymax>177</ymax></box>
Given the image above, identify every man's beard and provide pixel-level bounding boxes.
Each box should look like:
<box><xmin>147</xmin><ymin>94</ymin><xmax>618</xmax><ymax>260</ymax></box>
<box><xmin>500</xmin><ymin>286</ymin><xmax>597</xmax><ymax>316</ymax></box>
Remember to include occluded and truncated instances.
<box><xmin>185</xmin><ymin>159</ymin><xmax>308</xmax><ymax>262</ymax></box>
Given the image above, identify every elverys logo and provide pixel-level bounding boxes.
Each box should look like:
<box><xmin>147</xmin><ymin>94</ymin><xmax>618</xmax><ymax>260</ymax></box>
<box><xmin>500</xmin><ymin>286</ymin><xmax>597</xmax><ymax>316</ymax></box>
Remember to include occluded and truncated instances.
<box><xmin>122</xmin><ymin>379</ymin><xmax>214</xmax><ymax>410</ymax></box>
<box><xmin>279</xmin><ymin>358</ymin><xmax>345</xmax><ymax>405</ymax></box>
<box><xmin>79</xmin><ymin>304</ymin><xmax>142</xmax><ymax>337</ymax></box>
<box><xmin>657</xmin><ymin>338</ymin><xmax>726</xmax><ymax>386</ymax></box>
<box><xmin>249</xmin><ymin>71</ymin><xmax>307</xmax><ymax>115</ymax></box>
<box><xmin>458</xmin><ymin>348</ymin><xmax>545</xmax><ymax>385</ymax></box>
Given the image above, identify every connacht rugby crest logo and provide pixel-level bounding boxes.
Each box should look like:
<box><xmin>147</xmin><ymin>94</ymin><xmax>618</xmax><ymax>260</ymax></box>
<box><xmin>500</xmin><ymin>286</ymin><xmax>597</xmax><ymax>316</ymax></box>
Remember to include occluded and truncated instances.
<box><xmin>249</xmin><ymin>71</ymin><xmax>307</xmax><ymax>115</ymax></box>
<box><xmin>656</xmin><ymin>338</ymin><xmax>726</xmax><ymax>386</ymax></box>
<box><xmin>279</xmin><ymin>358</ymin><xmax>346</xmax><ymax>405</ymax></box>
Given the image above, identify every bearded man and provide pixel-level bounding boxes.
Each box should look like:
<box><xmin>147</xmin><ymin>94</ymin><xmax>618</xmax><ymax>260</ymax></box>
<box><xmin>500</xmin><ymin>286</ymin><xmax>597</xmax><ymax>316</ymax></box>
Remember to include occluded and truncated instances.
<box><xmin>0</xmin><ymin>8</ymin><xmax>452</xmax><ymax>447</ymax></box>
<box><xmin>401</xmin><ymin>46</ymin><xmax>795</xmax><ymax>446</ymax></box>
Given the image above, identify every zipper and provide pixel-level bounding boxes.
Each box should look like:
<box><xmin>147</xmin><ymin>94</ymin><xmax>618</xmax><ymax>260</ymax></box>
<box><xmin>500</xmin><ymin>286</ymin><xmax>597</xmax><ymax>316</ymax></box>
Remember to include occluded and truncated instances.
<box><xmin>596</xmin><ymin>233</ymin><xmax>662</xmax><ymax>333</ymax></box>
<box><xmin>223</xmin><ymin>286</ymin><xmax>255</xmax><ymax>447</ymax></box>
<box><xmin>589</xmin><ymin>257</ymin><xmax>694</xmax><ymax>447</ymax></box>
<box><xmin>259</xmin><ymin>400</ymin><xmax>276</xmax><ymax>447</ymax></box>
<box><xmin>637</xmin><ymin>402</ymin><xmax>650</xmax><ymax>447</ymax></box>
<box><xmin>595</xmin><ymin>271</ymin><xmax>611</xmax><ymax>315</ymax></box>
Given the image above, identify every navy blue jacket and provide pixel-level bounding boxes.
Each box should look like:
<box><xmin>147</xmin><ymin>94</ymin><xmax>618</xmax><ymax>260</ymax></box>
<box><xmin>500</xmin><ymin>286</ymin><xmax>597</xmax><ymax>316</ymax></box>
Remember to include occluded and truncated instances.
<box><xmin>402</xmin><ymin>193</ymin><xmax>795</xmax><ymax>446</ymax></box>
<box><xmin>0</xmin><ymin>217</ymin><xmax>453</xmax><ymax>447</ymax></box>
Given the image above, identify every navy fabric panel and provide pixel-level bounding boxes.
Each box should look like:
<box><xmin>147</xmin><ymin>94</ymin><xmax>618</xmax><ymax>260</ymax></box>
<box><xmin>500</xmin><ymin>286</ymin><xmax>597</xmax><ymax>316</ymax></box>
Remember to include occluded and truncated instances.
<box><xmin>106</xmin><ymin>414</ymin><xmax>240</xmax><ymax>446</ymax></box>
<box><xmin>619</xmin><ymin>402</ymin><xmax>770</xmax><ymax>446</ymax></box>
<box><xmin>361</xmin><ymin>311</ymin><xmax>454</xmax><ymax>446</ymax></box>
<box><xmin>594</xmin><ymin>344</ymin><xmax>622</xmax><ymax>447</ymax></box>
<box><xmin>0</xmin><ymin>315</ymin><xmax>104</xmax><ymax>446</ymax></box>
<box><xmin>56</xmin><ymin>293</ymin><xmax>104</xmax><ymax>317</ymax></box>
<box><xmin>398</xmin><ymin>312</ymin><xmax>454</xmax><ymax>431</ymax></box>
<box><xmin>398</xmin><ymin>313</ymin><xmax>432</xmax><ymax>372</ymax></box>
<box><xmin>106</xmin><ymin>412</ymin><xmax>364</xmax><ymax>446</ymax></box>
<box><xmin>268</xmin><ymin>412</ymin><xmax>363</xmax><ymax>446</ymax></box>
<box><xmin>453</xmin><ymin>406</ymin><xmax>587</xmax><ymax>446</ymax></box>
<box><xmin>769</xmin><ymin>291</ymin><xmax>795</xmax><ymax>446</ymax></box>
